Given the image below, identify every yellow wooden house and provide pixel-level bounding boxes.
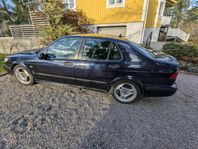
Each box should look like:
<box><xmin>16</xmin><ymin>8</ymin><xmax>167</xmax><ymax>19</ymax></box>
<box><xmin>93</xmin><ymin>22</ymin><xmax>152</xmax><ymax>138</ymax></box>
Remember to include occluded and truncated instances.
<box><xmin>23</xmin><ymin>0</ymin><xmax>186</xmax><ymax>44</ymax></box>
<box><xmin>61</xmin><ymin>0</ymin><xmax>178</xmax><ymax>44</ymax></box>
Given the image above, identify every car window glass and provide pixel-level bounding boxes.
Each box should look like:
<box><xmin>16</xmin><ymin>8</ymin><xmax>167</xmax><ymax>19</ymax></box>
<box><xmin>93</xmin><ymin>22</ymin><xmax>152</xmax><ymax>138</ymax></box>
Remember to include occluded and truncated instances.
<box><xmin>82</xmin><ymin>39</ymin><xmax>111</xmax><ymax>60</ymax></box>
<box><xmin>129</xmin><ymin>42</ymin><xmax>155</xmax><ymax>59</ymax></box>
<box><xmin>118</xmin><ymin>42</ymin><xmax>142</xmax><ymax>62</ymax></box>
<box><xmin>47</xmin><ymin>38</ymin><xmax>81</xmax><ymax>59</ymax></box>
<box><xmin>109</xmin><ymin>43</ymin><xmax>122</xmax><ymax>60</ymax></box>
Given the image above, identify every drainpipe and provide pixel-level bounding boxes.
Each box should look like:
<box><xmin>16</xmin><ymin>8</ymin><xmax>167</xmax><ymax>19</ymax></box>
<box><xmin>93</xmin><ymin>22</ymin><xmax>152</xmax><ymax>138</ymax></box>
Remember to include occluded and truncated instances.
<box><xmin>140</xmin><ymin>0</ymin><xmax>150</xmax><ymax>44</ymax></box>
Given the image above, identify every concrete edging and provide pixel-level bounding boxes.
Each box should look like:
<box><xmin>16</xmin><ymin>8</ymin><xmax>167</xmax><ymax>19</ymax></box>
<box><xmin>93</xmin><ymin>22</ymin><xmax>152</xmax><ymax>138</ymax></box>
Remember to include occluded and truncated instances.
<box><xmin>0</xmin><ymin>72</ymin><xmax>7</xmax><ymax>77</ymax></box>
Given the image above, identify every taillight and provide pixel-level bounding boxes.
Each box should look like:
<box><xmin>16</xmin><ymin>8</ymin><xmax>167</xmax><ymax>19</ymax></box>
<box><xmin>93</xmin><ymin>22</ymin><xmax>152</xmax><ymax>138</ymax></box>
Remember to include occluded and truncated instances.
<box><xmin>170</xmin><ymin>71</ymin><xmax>179</xmax><ymax>81</ymax></box>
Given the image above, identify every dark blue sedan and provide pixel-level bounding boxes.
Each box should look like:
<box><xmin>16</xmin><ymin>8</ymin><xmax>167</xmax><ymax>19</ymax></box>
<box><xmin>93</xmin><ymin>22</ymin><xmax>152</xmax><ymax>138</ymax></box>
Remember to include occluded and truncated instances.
<box><xmin>4</xmin><ymin>34</ymin><xmax>179</xmax><ymax>103</ymax></box>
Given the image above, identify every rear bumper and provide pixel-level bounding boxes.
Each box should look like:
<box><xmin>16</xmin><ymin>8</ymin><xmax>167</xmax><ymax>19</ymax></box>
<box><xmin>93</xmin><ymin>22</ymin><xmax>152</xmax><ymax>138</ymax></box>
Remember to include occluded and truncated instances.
<box><xmin>144</xmin><ymin>83</ymin><xmax>177</xmax><ymax>97</ymax></box>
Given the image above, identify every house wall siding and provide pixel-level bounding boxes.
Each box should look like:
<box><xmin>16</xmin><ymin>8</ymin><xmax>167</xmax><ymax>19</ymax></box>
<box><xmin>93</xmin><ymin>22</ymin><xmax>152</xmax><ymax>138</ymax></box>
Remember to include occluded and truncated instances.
<box><xmin>145</xmin><ymin>0</ymin><xmax>159</xmax><ymax>28</ymax></box>
<box><xmin>76</xmin><ymin>0</ymin><xmax>144</xmax><ymax>24</ymax></box>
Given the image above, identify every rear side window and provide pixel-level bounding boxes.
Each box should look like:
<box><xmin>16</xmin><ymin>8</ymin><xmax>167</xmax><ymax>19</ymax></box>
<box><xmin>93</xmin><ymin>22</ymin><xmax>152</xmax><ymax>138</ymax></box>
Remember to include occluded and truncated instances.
<box><xmin>82</xmin><ymin>39</ymin><xmax>122</xmax><ymax>61</ymax></box>
<box><xmin>129</xmin><ymin>42</ymin><xmax>155</xmax><ymax>59</ymax></box>
<box><xmin>118</xmin><ymin>42</ymin><xmax>142</xmax><ymax>62</ymax></box>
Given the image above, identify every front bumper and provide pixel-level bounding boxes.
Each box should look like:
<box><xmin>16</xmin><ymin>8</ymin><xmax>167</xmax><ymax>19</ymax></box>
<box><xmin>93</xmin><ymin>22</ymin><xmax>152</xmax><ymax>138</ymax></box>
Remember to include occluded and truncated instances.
<box><xmin>4</xmin><ymin>64</ymin><xmax>12</xmax><ymax>74</ymax></box>
<box><xmin>144</xmin><ymin>83</ymin><xmax>177</xmax><ymax>97</ymax></box>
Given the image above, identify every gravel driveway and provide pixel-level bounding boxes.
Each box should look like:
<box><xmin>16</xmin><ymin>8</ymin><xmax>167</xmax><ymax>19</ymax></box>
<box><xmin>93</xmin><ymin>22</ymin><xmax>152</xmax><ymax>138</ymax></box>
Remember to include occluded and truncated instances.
<box><xmin>0</xmin><ymin>73</ymin><xmax>198</xmax><ymax>149</ymax></box>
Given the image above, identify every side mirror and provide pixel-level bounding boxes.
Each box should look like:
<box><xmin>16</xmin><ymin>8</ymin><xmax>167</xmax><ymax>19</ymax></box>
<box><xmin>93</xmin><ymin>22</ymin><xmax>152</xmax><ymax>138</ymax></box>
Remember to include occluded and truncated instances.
<box><xmin>39</xmin><ymin>53</ymin><xmax>47</xmax><ymax>60</ymax></box>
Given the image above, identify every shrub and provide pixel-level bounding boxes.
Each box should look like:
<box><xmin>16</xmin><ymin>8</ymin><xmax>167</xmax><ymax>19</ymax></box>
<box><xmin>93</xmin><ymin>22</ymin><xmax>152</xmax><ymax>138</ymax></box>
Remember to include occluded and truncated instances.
<box><xmin>163</xmin><ymin>43</ymin><xmax>198</xmax><ymax>64</ymax></box>
<box><xmin>40</xmin><ymin>0</ymin><xmax>90</xmax><ymax>44</ymax></box>
<box><xmin>41</xmin><ymin>0</ymin><xmax>64</xmax><ymax>27</ymax></box>
<box><xmin>61</xmin><ymin>10</ymin><xmax>92</xmax><ymax>33</ymax></box>
<box><xmin>0</xmin><ymin>54</ymin><xmax>6</xmax><ymax>73</ymax></box>
<box><xmin>41</xmin><ymin>25</ymin><xmax>74</xmax><ymax>45</ymax></box>
<box><xmin>40</xmin><ymin>0</ymin><xmax>75</xmax><ymax>44</ymax></box>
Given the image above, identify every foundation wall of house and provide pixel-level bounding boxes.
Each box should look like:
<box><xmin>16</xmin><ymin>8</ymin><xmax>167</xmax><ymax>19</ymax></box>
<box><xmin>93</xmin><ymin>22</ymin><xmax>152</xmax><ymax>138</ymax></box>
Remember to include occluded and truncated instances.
<box><xmin>87</xmin><ymin>22</ymin><xmax>144</xmax><ymax>44</ymax></box>
<box><xmin>0</xmin><ymin>37</ymin><xmax>43</xmax><ymax>54</ymax></box>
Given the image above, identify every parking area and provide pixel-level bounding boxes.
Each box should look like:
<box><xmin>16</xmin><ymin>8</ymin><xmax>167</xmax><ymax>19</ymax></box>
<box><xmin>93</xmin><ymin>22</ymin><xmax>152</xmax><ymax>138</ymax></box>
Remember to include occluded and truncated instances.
<box><xmin>0</xmin><ymin>73</ymin><xmax>198</xmax><ymax>148</ymax></box>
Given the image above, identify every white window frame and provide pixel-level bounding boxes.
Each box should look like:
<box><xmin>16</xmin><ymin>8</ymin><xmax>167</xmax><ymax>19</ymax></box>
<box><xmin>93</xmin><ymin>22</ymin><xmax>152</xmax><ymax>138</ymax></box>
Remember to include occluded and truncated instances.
<box><xmin>62</xmin><ymin>0</ymin><xmax>76</xmax><ymax>10</ymax></box>
<box><xmin>158</xmin><ymin>0</ymin><xmax>166</xmax><ymax>17</ymax></box>
<box><xmin>106</xmin><ymin>0</ymin><xmax>125</xmax><ymax>8</ymax></box>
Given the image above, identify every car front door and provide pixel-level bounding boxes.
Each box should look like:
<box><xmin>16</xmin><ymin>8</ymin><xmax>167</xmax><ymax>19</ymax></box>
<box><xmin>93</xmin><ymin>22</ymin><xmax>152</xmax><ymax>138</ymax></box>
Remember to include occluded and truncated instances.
<box><xmin>75</xmin><ymin>38</ymin><xmax>123</xmax><ymax>90</ymax></box>
<box><xmin>33</xmin><ymin>37</ymin><xmax>82</xmax><ymax>84</ymax></box>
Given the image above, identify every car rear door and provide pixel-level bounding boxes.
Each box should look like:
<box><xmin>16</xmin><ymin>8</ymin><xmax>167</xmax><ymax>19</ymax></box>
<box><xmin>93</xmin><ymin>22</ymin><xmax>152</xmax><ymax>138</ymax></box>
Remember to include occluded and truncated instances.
<box><xmin>33</xmin><ymin>37</ymin><xmax>82</xmax><ymax>84</ymax></box>
<box><xmin>74</xmin><ymin>38</ymin><xmax>123</xmax><ymax>90</ymax></box>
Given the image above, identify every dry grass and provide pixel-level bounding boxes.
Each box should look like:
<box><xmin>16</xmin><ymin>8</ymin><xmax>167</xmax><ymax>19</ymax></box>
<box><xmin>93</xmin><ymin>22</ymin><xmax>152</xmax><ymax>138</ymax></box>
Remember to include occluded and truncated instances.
<box><xmin>181</xmin><ymin>23</ymin><xmax>198</xmax><ymax>46</ymax></box>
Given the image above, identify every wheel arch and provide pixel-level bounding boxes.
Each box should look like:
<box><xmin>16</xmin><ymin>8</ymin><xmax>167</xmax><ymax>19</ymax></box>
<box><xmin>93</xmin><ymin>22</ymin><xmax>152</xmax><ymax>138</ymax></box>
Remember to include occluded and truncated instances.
<box><xmin>11</xmin><ymin>62</ymin><xmax>29</xmax><ymax>73</ymax></box>
<box><xmin>108</xmin><ymin>76</ymin><xmax>144</xmax><ymax>95</ymax></box>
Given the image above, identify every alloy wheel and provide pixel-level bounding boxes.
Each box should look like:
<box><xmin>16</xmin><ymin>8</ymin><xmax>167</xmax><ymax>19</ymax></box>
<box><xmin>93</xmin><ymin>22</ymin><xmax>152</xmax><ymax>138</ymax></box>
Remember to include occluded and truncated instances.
<box><xmin>114</xmin><ymin>83</ymin><xmax>138</xmax><ymax>103</ymax></box>
<box><xmin>15</xmin><ymin>67</ymin><xmax>32</xmax><ymax>85</ymax></box>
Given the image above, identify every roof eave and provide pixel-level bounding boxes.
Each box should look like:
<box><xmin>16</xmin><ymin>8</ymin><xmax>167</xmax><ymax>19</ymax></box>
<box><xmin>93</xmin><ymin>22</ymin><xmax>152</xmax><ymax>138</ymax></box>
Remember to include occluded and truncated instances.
<box><xmin>166</xmin><ymin>0</ymin><xmax>178</xmax><ymax>7</ymax></box>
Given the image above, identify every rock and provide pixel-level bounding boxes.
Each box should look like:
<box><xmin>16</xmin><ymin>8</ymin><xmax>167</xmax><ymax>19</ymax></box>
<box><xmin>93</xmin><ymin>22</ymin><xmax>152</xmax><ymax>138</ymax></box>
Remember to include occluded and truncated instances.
<box><xmin>179</xmin><ymin>61</ymin><xmax>188</xmax><ymax>70</ymax></box>
<box><xmin>179</xmin><ymin>60</ymin><xmax>187</xmax><ymax>66</ymax></box>
<box><xmin>189</xmin><ymin>66</ymin><xmax>198</xmax><ymax>73</ymax></box>
<box><xmin>187</xmin><ymin>63</ymin><xmax>192</xmax><ymax>67</ymax></box>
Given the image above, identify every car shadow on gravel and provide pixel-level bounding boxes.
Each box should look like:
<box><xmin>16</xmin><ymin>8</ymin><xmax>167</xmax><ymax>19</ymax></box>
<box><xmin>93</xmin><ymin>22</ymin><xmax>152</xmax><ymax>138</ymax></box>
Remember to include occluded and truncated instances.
<box><xmin>77</xmin><ymin>94</ymin><xmax>198</xmax><ymax>149</ymax></box>
<box><xmin>77</xmin><ymin>74</ymin><xmax>198</xmax><ymax>149</ymax></box>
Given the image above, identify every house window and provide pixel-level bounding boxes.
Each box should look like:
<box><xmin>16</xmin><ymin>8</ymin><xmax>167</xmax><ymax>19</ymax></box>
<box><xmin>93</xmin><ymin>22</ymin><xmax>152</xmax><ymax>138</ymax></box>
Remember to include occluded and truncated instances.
<box><xmin>62</xmin><ymin>0</ymin><xmax>76</xmax><ymax>10</ymax></box>
<box><xmin>158</xmin><ymin>1</ymin><xmax>165</xmax><ymax>17</ymax></box>
<box><xmin>107</xmin><ymin>0</ymin><xmax>125</xmax><ymax>8</ymax></box>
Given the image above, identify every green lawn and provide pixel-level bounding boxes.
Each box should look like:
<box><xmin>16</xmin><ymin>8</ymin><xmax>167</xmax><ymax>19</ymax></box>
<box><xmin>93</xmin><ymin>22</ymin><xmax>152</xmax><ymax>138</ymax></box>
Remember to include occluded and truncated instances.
<box><xmin>0</xmin><ymin>54</ymin><xmax>6</xmax><ymax>74</ymax></box>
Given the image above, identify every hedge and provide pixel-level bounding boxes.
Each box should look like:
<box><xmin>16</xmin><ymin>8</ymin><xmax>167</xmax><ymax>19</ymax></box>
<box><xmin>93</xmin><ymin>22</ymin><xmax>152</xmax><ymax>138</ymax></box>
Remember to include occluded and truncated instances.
<box><xmin>163</xmin><ymin>43</ymin><xmax>198</xmax><ymax>64</ymax></box>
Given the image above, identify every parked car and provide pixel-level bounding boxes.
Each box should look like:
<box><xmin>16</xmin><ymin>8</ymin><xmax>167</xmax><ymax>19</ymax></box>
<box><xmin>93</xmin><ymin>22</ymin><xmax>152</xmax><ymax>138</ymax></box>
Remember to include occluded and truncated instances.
<box><xmin>4</xmin><ymin>34</ymin><xmax>179</xmax><ymax>103</ymax></box>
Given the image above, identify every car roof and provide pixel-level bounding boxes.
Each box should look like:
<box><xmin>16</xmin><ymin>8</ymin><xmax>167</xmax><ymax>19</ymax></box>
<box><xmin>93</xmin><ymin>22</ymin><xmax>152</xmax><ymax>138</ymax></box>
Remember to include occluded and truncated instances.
<box><xmin>63</xmin><ymin>34</ymin><xmax>128</xmax><ymax>42</ymax></box>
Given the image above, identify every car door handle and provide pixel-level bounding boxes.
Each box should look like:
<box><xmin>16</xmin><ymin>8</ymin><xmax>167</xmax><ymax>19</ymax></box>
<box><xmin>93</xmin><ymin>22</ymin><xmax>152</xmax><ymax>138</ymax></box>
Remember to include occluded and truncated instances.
<box><xmin>108</xmin><ymin>64</ymin><xmax>120</xmax><ymax>69</ymax></box>
<box><xmin>64</xmin><ymin>62</ymin><xmax>73</xmax><ymax>67</ymax></box>
<box><xmin>76</xmin><ymin>63</ymin><xmax>88</xmax><ymax>69</ymax></box>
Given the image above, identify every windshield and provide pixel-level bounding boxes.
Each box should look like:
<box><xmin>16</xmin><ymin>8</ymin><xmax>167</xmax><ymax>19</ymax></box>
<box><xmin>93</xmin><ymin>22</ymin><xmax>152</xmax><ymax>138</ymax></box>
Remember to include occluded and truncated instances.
<box><xmin>129</xmin><ymin>42</ymin><xmax>155</xmax><ymax>59</ymax></box>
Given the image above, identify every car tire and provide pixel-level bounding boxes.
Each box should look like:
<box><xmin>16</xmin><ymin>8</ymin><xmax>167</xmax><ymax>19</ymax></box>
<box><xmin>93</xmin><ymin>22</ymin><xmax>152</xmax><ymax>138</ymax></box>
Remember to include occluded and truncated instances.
<box><xmin>111</xmin><ymin>80</ymin><xmax>141</xmax><ymax>104</ymax></box>
<box><xmin>13</xmin><ymin>65</ymin><xmax>34</xmax><ymax>86</ymax></box>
